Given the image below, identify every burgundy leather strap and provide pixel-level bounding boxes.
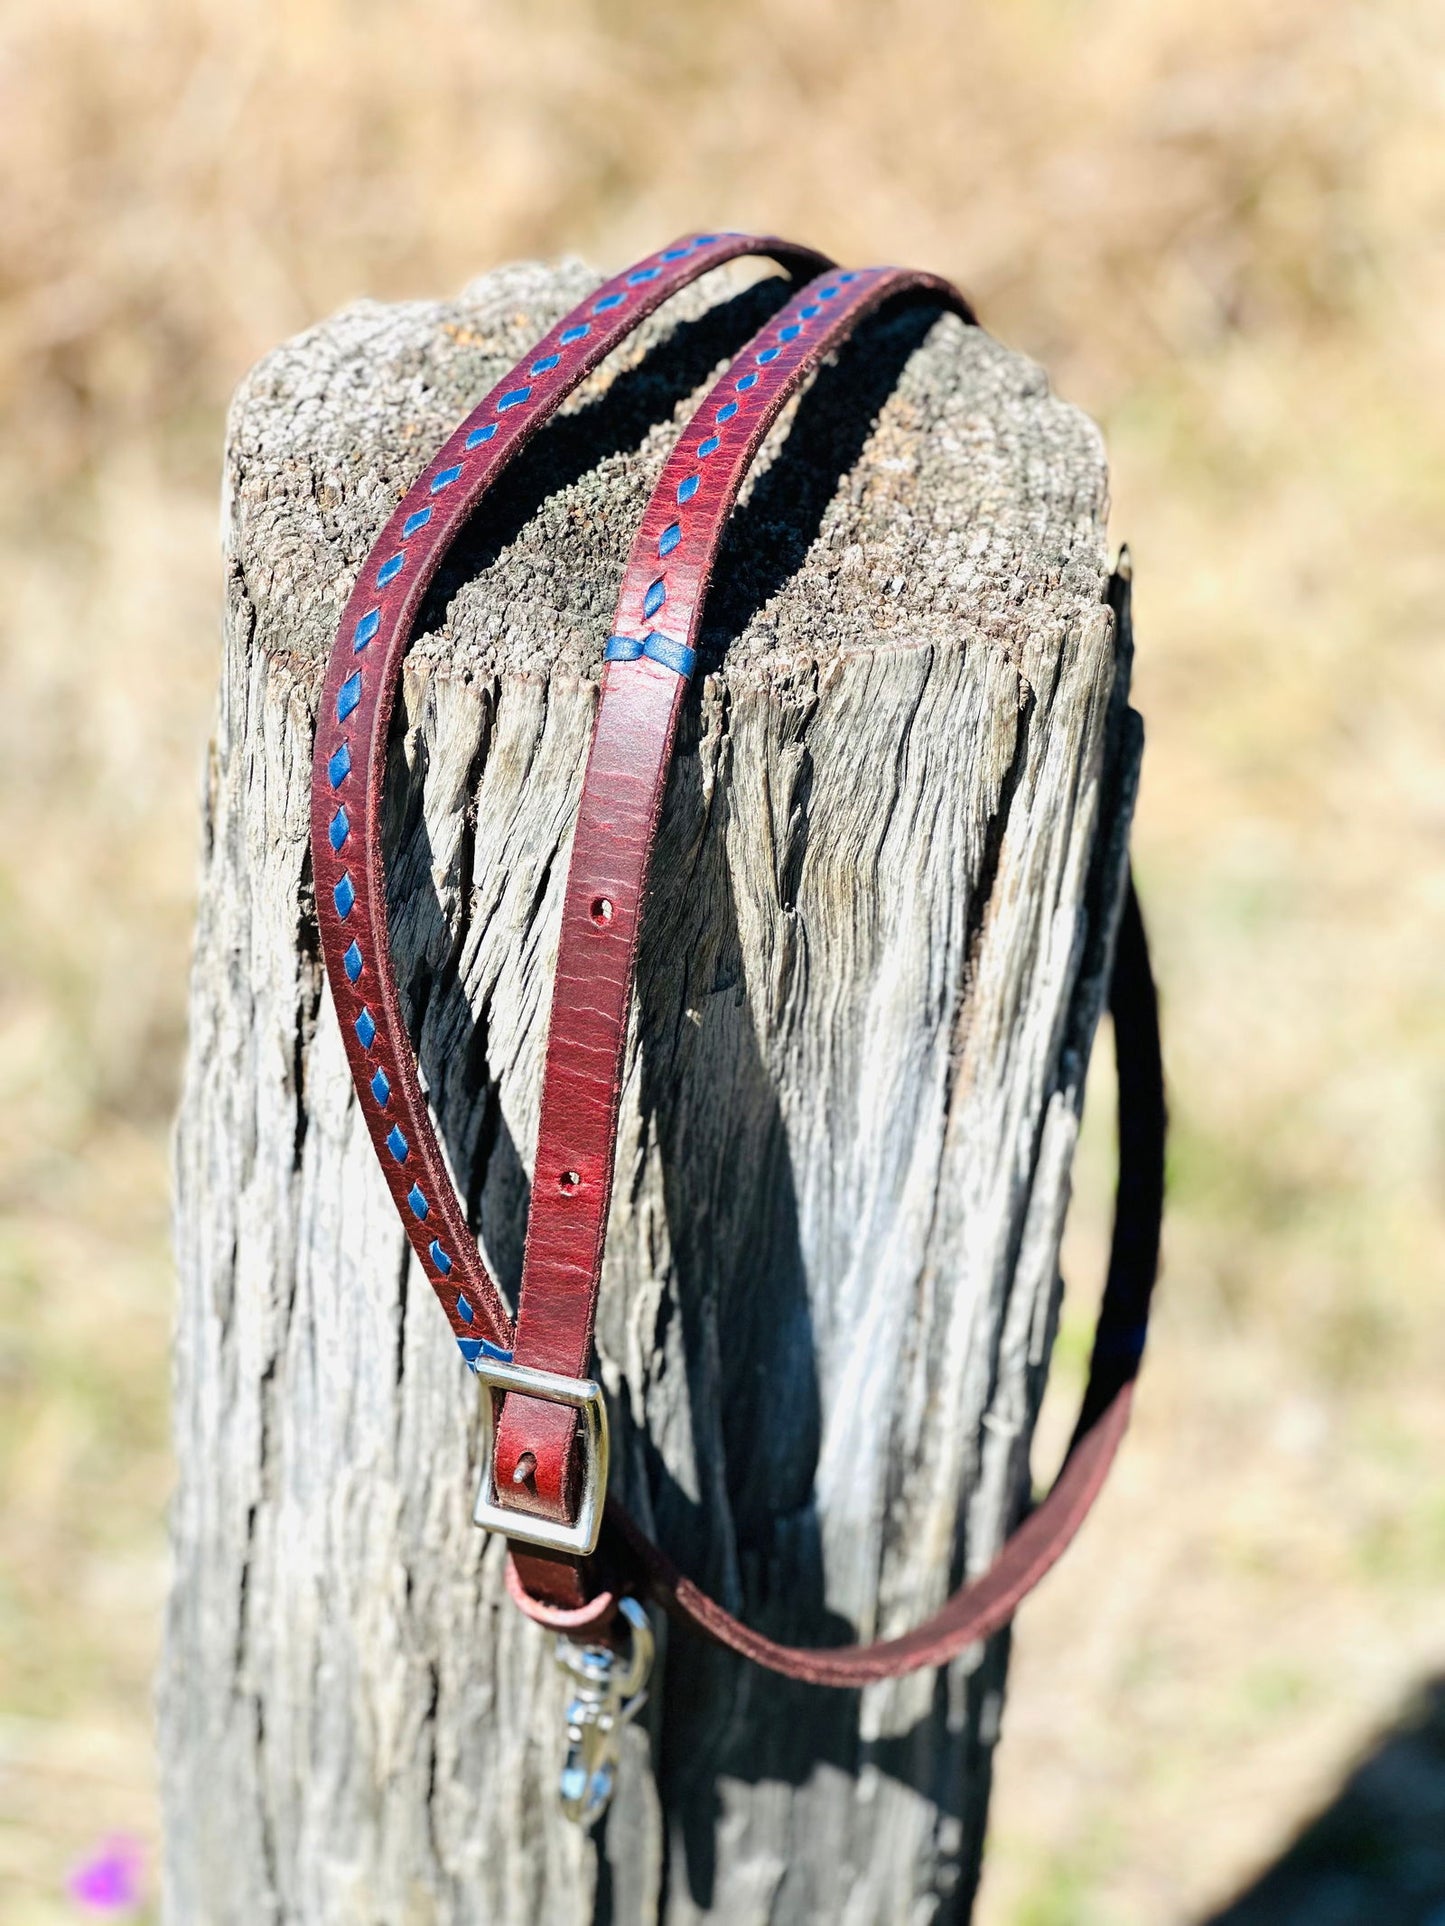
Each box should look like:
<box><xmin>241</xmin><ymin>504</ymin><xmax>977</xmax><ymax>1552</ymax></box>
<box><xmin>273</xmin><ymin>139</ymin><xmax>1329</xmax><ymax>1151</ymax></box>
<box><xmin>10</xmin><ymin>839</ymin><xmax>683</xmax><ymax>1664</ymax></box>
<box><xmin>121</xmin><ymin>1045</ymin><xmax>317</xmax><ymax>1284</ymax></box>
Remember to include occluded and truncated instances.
<box><xmin>599</xmin><ymin>877</ymin><xmax>1162</xmax><ymax>1683</ymax></box>
<box><xmin>310</xmin><ymin>244</ymin><xmax>1167</xmax><ymax>1684</ymax></box>
<box><xmin>310</xmin><ymin>230</ymin><xmax>830</xmax><ymax>1369</ymax></box>
<box><xmin>495</xmin><ymin>267</ymin><xmax>965</xmax><ymax>1537</ymax></box>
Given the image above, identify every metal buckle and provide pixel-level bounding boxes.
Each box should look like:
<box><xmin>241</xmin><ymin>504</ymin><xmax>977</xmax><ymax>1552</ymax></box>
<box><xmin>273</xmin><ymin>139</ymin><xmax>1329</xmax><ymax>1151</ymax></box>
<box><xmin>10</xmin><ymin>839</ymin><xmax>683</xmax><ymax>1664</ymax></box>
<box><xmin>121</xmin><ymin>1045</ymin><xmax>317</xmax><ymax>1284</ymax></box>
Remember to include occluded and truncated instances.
<box><xmin>555</xmin><ymin>1597</ymin><xmax>654</xmax><ymax>1827</ymax></box>
<box><xmin>471</xmin><ymin>1356</ymin><xmax>609</xmax><ymax>1557</ymax></box>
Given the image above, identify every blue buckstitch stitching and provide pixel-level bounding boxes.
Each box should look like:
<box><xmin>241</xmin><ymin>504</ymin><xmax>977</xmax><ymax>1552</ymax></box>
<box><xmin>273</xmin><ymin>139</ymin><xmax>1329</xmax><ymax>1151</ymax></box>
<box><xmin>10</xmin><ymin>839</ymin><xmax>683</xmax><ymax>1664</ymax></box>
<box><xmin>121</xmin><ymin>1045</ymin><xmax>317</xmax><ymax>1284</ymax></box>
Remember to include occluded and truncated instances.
<box><xmin>353</xmin><ymin>608</ymin><xmax>381</xmax><ymax>649</ymax></box>
<box><xmin>430</xmin><ymin>465</ymin><xmax>462</xmax><ymax>493</ymax></box>
<box><xmin>455</xmin><ymin>1292</ymin><xmax>474</xmax><ymax>1323</ymax></box>
<box><xmin>386</xmin><ymin>1125</ymin><xmax>409</xmax><ymax>1162</ymax></box>
<box><xmin>328</xmin><ymin>741</ymin><xmax>351</xmax><ymax>787</ymax></box>
<box><xmin>370</xmin><ymin>1068</ymin><xmax>391</xmax><ymax>1106</ymax></box>
<box><xmin>377</xmin><ymin>553</ymin><xmax>404</xmax><ymax>585</ymax></box>
<box><xmin>800</xmin><ymin>304</ymin><xmax>821</xmax><ymax>320</ymax></box>
<box><xmin>496</xmin><ymin>387</ymin><xmax>531</xmax><ymax>411</ymax></box>
<box><xmin>628</xmin><ymin>267</ymin><xmax>660</xmax><ymax>284</ymax></box>
<box><xmin>698</xmin><ymin>435</ymin><xmax>720</xmax><ymax>458</ymax></box>
<box><xmin>354</xmin><ymin>1007</ymin><xmax>377</xmax><ymax>1049</ymax></box>
<box><xmin>343</xmin><ymin>940</ymin><xmax>364</xmax><ymax>982</ymax></box>
<box><xmin>716</xmin><ymin>401</ymin><xmax>738</xmax><ymax>423</ymax></box>
<box><xmin>779</xmin><ymin>323</ymin><xmax>802</xmax><ymax>342</ymax></box>
<box><xmin>560</xmin><ymin>323</ymin><xmax>591</xmax><ymax>344</ymax></box>
<box><xmin>736</xmin><ymin>372</ymin><xmax>758</xmax><ymax>390</ymax></box>
<box><xmin>593</xmin><ymin>293</ymin><xmax>624</xmax><ymax>313</ymax></box>
<box><xmin>643</xmin><ymin>579</ymin><xmax>666</xmax><ymax>618</ymax></box>
<box><xmin>658</xmin><ymin>523</ymin><xmax>681</xmax><ymax>558</ymax></box>
<box><xmin>336</xmin><ymin>672</ymin><xmax>362</xmax><ymax>722</ymax></box>
<box><xmin>531</xmin><ymin>353</ymin><xmax>561</xmax><ymax>374</ymax></box>
<box><xmin>757</xmin><ymin>346</ymin><xmax>780</xmax><ymax>364</ymax></box>
<box><xmin>429</xmin><ymin>1240</ymin><xmax>452</xmax><ymax>1275</ymax></box>
<box><xmin>402</xmin><ymin>509</ymin><xmax>431</xmax><ymax>538</ymax></box>
<box><xmin>328</xmin><ymin>807</ymin><xmax>350</xmax><ymax>852</ymax></box>
<box><xmin>407</xmin><ymin>1185</ymin><xmax>428</xmax><ymax>1219</ymax></box>
<box><xmin>333</xmin><ymin>872</ymin><xmax>356</xmax><ymax>919</ymax></box>
<box><xmin>677</xmin><ymin>474</ymin><xmax>700</xmax><ymax>503</ymax></box>
<box><xmin>466</xmin><ymin>424</ymin><xmax>496</xmax><ymax>448</ymax></box>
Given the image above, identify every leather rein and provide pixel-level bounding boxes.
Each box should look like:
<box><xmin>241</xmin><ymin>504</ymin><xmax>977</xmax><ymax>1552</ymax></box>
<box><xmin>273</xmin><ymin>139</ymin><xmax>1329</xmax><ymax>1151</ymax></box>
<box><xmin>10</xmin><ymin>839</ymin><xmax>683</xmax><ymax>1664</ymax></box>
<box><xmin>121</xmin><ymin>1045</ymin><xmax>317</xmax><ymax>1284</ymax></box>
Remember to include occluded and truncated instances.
<box><xmin>309</xmin><ymin>231</ymin><xmax>1165</xmax><ymax>1809</ymax></box>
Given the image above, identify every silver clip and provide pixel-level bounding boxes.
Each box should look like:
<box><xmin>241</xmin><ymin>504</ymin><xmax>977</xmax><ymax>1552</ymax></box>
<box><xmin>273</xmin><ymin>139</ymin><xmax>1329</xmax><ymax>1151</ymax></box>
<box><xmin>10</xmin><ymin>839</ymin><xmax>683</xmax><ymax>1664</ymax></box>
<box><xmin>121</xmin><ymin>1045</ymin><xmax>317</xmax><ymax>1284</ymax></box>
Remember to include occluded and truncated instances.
<box><xmin>554</xmin><ymin>1596</ymin><xmax>654</xmax><ymax>1828</ymax></box>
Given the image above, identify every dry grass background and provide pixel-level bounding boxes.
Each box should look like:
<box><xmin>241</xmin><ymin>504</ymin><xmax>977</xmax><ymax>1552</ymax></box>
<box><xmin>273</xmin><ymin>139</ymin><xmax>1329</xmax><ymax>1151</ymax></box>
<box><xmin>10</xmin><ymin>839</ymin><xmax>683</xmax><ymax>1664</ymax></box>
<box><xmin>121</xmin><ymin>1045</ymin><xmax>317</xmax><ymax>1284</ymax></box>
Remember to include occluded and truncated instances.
<box><xmin>1</xmin><ymin>0</ymin><xmax>1442</xmax><ymax>1919</ymax></box>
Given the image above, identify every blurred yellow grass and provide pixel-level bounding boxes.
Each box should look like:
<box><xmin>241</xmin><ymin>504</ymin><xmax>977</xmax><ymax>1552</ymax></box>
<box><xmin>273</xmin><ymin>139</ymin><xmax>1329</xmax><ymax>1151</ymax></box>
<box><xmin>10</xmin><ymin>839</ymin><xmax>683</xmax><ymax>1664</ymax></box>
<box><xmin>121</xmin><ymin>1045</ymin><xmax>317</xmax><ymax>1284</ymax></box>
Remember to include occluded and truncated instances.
<box><xmin>1</xmin><ymin>0</ymin><xmax>1441</xmax><ymax>1918</ymax></box>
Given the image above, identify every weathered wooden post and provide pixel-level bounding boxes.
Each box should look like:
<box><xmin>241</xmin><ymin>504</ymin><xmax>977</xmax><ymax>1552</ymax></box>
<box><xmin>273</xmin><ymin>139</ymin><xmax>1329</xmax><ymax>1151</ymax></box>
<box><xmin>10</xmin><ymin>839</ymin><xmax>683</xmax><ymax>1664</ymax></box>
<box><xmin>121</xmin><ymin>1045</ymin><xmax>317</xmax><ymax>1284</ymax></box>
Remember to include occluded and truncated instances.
<box><xmin>161</xmin><ymin>255</ymin><xmax>1140</xmax><ymax>1923</ymax></box>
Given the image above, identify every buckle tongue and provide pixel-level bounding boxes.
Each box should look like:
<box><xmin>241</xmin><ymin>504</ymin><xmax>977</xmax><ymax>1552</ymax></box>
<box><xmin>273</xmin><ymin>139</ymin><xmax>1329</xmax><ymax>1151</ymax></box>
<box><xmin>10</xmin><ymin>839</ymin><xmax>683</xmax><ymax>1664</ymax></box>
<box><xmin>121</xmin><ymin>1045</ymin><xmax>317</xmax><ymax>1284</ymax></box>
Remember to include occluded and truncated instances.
<box><xmin>555</xmin><ymin>1597</ymin><xmax>654</xmax><ymax>1828</ymax></box>
<box><xmin>471</xmin><ymin>1356</ymin><xmax>609</xmax><ymax>1556</ymax></box>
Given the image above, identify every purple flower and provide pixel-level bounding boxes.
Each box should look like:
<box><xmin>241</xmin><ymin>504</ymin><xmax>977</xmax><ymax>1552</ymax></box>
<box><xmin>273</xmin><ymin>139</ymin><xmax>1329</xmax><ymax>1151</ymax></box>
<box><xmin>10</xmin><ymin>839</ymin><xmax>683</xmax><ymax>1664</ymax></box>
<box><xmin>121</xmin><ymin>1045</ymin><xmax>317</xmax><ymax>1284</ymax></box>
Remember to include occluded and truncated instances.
<box><xmin>67</xmin><ymin>1834</ymin><xmax>144</xmax><ymax>1915</ymax></box>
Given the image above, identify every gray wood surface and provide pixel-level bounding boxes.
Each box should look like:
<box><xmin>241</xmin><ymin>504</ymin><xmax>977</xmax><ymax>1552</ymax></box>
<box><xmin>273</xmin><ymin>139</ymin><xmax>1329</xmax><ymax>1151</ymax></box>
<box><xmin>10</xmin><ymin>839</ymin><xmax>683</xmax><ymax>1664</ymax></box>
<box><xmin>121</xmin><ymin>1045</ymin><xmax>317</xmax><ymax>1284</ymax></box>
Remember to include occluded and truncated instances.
<box><xmin>161</xmin><ymin>254</ymin><xmax>1140</xmax><ymax>1925</ymax></box>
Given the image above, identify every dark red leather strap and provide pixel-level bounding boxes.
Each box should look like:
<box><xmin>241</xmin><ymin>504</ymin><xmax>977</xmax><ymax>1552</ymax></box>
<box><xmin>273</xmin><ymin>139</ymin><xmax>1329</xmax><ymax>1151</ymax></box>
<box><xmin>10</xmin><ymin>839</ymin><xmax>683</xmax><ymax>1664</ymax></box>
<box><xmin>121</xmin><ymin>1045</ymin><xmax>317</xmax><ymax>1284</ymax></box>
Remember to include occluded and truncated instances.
<box><xmin>494</xmin><ymin>268</ymin><xmax>964</xmax><ymax>1538</ymax></box>
<box><xmin>310</xmin><ymin>242</ymin><xmax>1167</xmax><ymax>1685</ymax></box>
<box><xmin>496</xmin><ymin>264</ymin><xmax>1165</xmax><ymax>1676</ymax></box>
<box><xmin>600</xmin><ymin>877</ymin><xmax>1162</xmax><ymax>1683</ymax></box>
<box><xmin>309</xmin><ymin>231</ymin><xmax>830</xmax><ymax>1371</ymax></box>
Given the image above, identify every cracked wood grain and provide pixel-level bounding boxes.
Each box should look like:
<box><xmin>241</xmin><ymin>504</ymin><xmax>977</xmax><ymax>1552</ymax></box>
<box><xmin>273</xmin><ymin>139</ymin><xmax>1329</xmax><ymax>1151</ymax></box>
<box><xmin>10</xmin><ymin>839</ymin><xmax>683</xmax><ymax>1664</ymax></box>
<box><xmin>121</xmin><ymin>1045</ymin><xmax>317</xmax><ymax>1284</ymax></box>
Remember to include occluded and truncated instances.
<box><xmin>162</xmin><ymin>254</ymin><xmax>1140</xmax><ymax>1925</ymax></box>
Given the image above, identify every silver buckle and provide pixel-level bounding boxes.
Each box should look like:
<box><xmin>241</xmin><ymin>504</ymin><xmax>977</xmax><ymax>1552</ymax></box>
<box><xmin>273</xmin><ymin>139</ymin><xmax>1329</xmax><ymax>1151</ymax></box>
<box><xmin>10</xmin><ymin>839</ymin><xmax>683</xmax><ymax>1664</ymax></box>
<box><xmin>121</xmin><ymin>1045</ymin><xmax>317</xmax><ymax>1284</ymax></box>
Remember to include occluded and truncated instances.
<box><xmin>556</xmin><ymin>1597</ymin><xmax>654</xmax><ymax>1827</ymax></box>
<box><xmin>471</xmin><ymin>1356</ymin><xmax>609</xmax><ymax>1557</ymax></box>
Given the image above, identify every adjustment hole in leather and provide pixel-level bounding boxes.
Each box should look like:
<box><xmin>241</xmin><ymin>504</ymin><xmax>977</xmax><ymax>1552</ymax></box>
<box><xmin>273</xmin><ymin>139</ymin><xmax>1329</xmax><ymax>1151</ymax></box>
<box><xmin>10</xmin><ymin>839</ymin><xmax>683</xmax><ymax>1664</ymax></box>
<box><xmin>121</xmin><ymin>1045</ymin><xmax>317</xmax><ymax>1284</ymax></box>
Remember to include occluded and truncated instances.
<box><xmin>512</xmin><ymin>1451</ymin><xmax>537</xmax><ymax>1489</ymax></box>
<box><xmin>590</xmin><ymin>896</ymin><xmax>614</xmax><ymax>926</ymax></box>
<box><xmin>558</xmin><ymin>1170</ymin><xmax>582</xmax><ymax>1195</ymax></box>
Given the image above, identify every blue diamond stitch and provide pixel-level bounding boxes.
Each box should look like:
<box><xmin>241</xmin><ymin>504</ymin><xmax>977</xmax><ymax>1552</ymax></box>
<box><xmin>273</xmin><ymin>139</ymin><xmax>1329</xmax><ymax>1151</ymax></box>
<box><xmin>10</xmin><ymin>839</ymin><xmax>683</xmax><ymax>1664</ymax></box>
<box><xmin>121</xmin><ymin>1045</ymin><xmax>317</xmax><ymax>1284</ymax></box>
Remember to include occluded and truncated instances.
<box><xmin>332</xmin><ymin>872</ymin><xmax>356</xmax><ymax>919</ymax></box>
<box><xmin>643</xmin><ymin>579</ymin><xmax>666</xmax><ymax>618</ymax></box>
<box><xmin>496</xmin><ymin>387</ymin><xmax>532</xmax><ymax>412</ymax></box>
<box><xmin>353</xmin><ymin>608</ymin><xmax>380</xmax><ymax>649</ymax></box>
<box><xmin>328</xmin><ymin>808</ymin><xmax>349</xmax><ymax>852</ymax></box>
<box><xmin>677</xmin><ymin>474</ymin><xmax>700</xmax><ymax>504</ymax></box>
<box><xmin>736</xmin><ymin>373</ymin><xmax>758</xmax><ymax>391</ymax></box>
<box><xmin>343</xmin><ymin>940</ymin><xmax>363</xmax><ymax>983</ymax></box>
<box><xmin>336</xmin><ymin>672</ymin><xmax>362</xmax><ymax>722</ymax></box>
<box><xmin>698</xmin><ymin>435</ymin><xmax>720</xmax><ymax>458</ymax></box>
<box><xmin>779</xmin><ymin>323</ymin><xmax>801</xmax><ymax>342</ymax></box>
<box><xmin>407</xmin><ymin>1185</ymin><xmax>428</xmax><ymax>1219</ymax></box>
<box><xmin>377</xmin><ymin>552</ymin><xmax>404</xmax><ymax>585</ymax></box>
<box><xmin>386</xmin><ymin>1125</ymin><xmax>409</xmax><ymax>1162</ymax></box>
<box><xmin>465</xmin><ymin>424</ymin><xmax>497</xmax><ymax>448</ymax></box>
<box><xmin>429</xmin><ymin>465</ymin><xmax>462</xmax><ymax>493</ymax></box>
<box><xmin>402</xmin><ymin>508</ymin><xmax>432</xmax><ymax>537</ymax></box>
<box><xmin>716</xmin><ymin>401</ymin><xmax>738</xmax><ymax>424</ymax></box>
<box><xmin>560</xmin><ymin>323</ymin><xmax>591</xmax><ymax>343</ymax></box>
<box><xmin>593</xmin><ymin>292</ymin><xmax>624</xmax><ymax>312</ymax></box>
<box><xmin>328</xmin><ymin>741</ymin><xmax>351</xmax><ymax>787</ymax></box>
<box><xmin>354</xmin><ymin>1007</ymin><xmax>376</xmax><ymax>1048</ymax></box>
<box><xmin>370</xmin><ymin>1069</ymin><xmax>390</xmax><ymax>1106</ymax></box>
<box><xmin>429</xmin><ymin>1240</ymin><xmax>452</xmax><ymax>1275</ymax></box>
<box><xmin>658</xmin><ymin>523</ymin><xmax>681</xmax><ymax>558</ymax></box>
<box><xmin>455</xmin><ymin>1292</ymin><xmax>474</xmax><ymax>1324</ymax></box>
<box><xmin>757</xmin><ymin>347</ymin><xmax>780</xmax><ymax>364</ymax></box>
<box><xmin>530</xmin><ymin>353</ymin><xmax>561</xmax><ymax>374</ymax></box>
